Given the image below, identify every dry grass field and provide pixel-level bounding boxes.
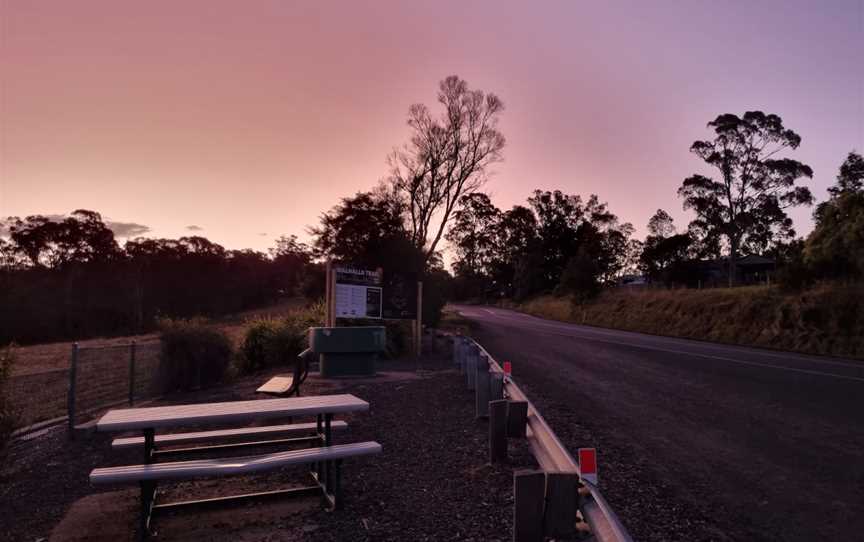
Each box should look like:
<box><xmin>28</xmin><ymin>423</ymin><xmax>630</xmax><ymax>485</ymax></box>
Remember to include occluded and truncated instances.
<box><xmin>509</xmin><ymin>283</ymin><xmax>864</xmax><ymax>360</ymax></box>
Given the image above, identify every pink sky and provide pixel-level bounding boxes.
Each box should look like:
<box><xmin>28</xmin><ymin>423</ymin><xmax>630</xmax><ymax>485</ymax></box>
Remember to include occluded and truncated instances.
<box><xmin>1</xmin><ymin>0</ymin><xmax>862</xmax><ymax>253</ymax></box>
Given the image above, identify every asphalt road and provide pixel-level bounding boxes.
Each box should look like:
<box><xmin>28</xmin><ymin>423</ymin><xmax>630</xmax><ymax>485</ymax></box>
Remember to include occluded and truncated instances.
<box><xmin>453</xmin><ymin>305</ymin><xmax>864</xmax><ymax>542</ymax></box>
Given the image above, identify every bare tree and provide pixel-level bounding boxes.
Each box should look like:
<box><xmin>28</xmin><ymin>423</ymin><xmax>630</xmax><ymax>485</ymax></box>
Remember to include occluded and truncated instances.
<box><xmin>390</xmin><ymin>76</ymin><xmax>505</xmax><ymax>265</ymax></box>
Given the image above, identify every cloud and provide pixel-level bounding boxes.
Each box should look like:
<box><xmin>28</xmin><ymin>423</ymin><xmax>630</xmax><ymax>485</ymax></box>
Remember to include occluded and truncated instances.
<box><xmin>186</xmin><ymin>225</ymin><xmax>204</xmax><ymax>231</ymax></box>
<box><xmin>107</xmin><ymin>221</ymin><xmax>150</xmax><ymax>238</ymax></box>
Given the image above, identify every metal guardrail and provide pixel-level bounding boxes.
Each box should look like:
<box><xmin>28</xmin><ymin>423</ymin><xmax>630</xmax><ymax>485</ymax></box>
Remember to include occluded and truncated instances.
<box><xmin>458</xmin><ymin>336</ymin><xmax>634</xmax><ymax>542</ymax></box>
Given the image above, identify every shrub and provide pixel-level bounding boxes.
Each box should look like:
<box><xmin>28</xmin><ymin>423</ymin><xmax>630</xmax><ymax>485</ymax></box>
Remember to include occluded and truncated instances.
<box><xmin>0</xmin><ymin>344</ymin><xmax>18</xmax><ymax>457</ymax></box>
<box><xmin>237</xmin><ymin>302</ymin><xmax>324</xmax><ymax>374</ymax></box>
<box><xmin>156</xmin><ymin>318</ymin><xmax>233</xmax><ymax>392</ymax></box>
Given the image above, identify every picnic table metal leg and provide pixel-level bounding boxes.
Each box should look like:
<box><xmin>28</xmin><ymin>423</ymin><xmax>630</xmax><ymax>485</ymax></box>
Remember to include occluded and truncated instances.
<box><xmin>333</xmin><ymin>459</ymin><xmax>343</xmax><ymax>510</ymax></box>
<box><xmin>139</xmin><ymin>480</ymin><xmax>156</xmax><ymax>540</ymax></box>
<box><xmin>324</xmin><ymin>414</ymin><xmax>333</xmax><ymax>494</ymax></box>
<box><xmin>143</xmin><ymin>428</ymin><xmax>155</xmax><ymax>464</ymax></box>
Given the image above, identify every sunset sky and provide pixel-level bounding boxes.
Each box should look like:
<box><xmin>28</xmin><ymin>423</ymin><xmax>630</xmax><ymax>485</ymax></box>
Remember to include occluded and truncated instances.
<box><xmin>1</xmin><ymin>0</ymin><xmax>862</xmax><ymax>254</ymax></box>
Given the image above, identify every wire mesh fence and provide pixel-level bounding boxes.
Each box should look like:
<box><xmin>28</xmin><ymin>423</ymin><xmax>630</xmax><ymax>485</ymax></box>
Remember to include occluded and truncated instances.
<box><xmin>8</xmin><ymin>340</ymin><xmax>161</xmax><ymax>432</ymax></box>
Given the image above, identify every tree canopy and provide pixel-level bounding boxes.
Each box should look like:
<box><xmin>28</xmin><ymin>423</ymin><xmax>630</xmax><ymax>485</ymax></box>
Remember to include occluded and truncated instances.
<box><xmin>390</xmin><ymin>76</ymin><xmax>505</xmax><ymax>264</ymax></box>
<box><xmin>804</xmin><ymin>151</ymin><xmax>864</xmax><ymax>279</ymax></box>
<box><xmin>678</xmin><ymin>111</ymin><xmax>814</xmax><ymax>285</ymax></box>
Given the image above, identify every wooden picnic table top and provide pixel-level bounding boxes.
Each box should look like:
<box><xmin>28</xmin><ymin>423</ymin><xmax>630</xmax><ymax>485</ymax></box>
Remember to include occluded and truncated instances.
<box><xmin>96</xmin><ymin>394</ymin><xmax>368</xmax><ymax>432</ymax></box>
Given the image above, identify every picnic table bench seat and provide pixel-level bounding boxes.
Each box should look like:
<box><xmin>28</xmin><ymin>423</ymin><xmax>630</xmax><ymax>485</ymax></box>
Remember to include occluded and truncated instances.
<box><xmin>111</xmin><ymin>421</ymin><xmax>349</xmax><ymax>450</ymax></box>
<box><xmin>91</xmin><ymin>441</ymin><xmax>382</xmax><ymax>484</ymax></box>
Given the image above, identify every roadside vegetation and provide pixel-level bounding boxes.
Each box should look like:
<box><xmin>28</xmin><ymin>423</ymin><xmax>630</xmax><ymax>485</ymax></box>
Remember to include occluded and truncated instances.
<box><xmin>510</xmin><ymin>283</ymin><xmax>864</xmax><ymax>359</ymax></box>
<box><xmin>156</xmin><ymin>318</ymin><xmax>233</xmax><ymax>392</ymax></box>
<box><xmin>0</xmin><ymin>344</ymin><xmax>17</xmax><ymax>457</ymax></box>
<box><xmin>237</xmin><ymin>302</ymin><xmax>324</xmax><ymax>374</ymax></box>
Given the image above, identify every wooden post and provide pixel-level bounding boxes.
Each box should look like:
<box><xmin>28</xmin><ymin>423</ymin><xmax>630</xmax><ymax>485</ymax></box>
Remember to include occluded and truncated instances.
<box><xmin>544</xmin><ymin>472</ymin><xmax>579</xmax><ymax>538</ymax></box>
<box><xmin>325</xmin><ymin>260</ymin><xmax>333</xmax><ymax>327</ymax></box>
<box><xmin>128</xmin><ymin>340</ymin><xmax>137</xmax><ymax>406</ymax></box>
<box><xmin>490</xmin><ymin>372</ymin><xmax>504</xmax><ymax>402</ymax></box>
<box><xmin>415</xmin><ymin>281</ymin><xmax>423</xmax><ymax>358</ymax></box>
<box><xmin>67</xmin><ymin>342</ymin><xmax>79</xmax><ymax>437</ymax></box>
<box><xmin>513</xmin><ymin>470</ymin><xmax>545</xmax><ymax>542</ymax></box>
<box><xmin>452</xmin><ymin>336</ymin><xmax>461</xmax><ymax>367</ymax></box>
<box><xmin>507</xmin><ymin>401</ymin><xmax>529</xmax><ymax>438</ymax></box>
<box><xmin>466</xmin><ymin>344</ymin><xmax>478</xmax><ymax>390</ymax></box>
<box><xmin>489</xmin><ymin>399</ymin><xmax>508</xmax><ymax>463</ymax></box>
<box><xmin>475</xmin><ymin>353</ymin><xmax>491</xmax><ymax>418</ymax></box>
<box><xmin>330</xmin><ymin>264</ymin><xmax>338</xmax><ymax>327</ymax></box>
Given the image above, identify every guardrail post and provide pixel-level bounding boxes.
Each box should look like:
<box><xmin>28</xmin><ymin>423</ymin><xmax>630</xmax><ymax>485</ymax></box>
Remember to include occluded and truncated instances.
<box><xmin>507</xmin><ymin>401</ymin><xmax>529</xmax><ymax>438</ymax></box>
<box><xmin>67</xmin><ymin>342</ymin><xmax>79</xmax><ymax>437</ymax></box>
<box><xmin>544</xmin><ymin>472</ymin><xmax>579</xmax><ymax>539</ymax></box>
<box><xmin>128</xmin><ymin>340</ymin><xmax>137</xmax><ymax>406</ymax></box>
<box><xmin>466</xmin><ymin>344</ymin><xmax>478</xmax><ymax>390</ymax></box>
<box><xmin>490</xmin><ymin>372</ymin><xmax>504</xmax><ymax>402</ymax></box>
<box><xmin>489</xmin><ymin>399</ymin><xmax>508</xmax><ymax>462</ymax></box>
<box><xmin>514</xmin><ymin>470</ymin><xmax>545</xmax><ymax>542</ymax></box>
<box><xmin>475</xmin><ymin>353</ymin><xmax>491</xmax><ymax>418</ymax></box>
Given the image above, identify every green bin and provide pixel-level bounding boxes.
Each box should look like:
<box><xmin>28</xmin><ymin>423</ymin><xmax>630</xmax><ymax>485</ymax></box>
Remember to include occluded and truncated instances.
<box><xmin>309</xmin><ymin>326</ymin><xmax>385</xmax><ymax>377</ymax></box>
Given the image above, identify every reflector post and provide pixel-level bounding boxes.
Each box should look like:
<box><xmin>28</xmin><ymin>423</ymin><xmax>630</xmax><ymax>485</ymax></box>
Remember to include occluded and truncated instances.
<box><xmin>578</xmin><ymin>448</ymin><xmax>598</xmax><ymax>485</ymax></box>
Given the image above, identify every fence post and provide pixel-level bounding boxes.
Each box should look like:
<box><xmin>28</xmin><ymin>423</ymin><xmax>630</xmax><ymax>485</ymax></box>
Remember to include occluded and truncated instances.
<box><xmin>128</xmin><ymin>340</ymin><xmax>137</xmax><ymax>406</ymax></box>
<box><xmin>67</xmin><ymin>342</ymin><xmax>79</xmax><ymax>437</ymax></box>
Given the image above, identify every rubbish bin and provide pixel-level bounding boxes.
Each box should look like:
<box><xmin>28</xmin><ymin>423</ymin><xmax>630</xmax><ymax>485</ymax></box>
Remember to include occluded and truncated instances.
<box><xmin>309</xmin><ymin>326</ymin><xmax>385</xmax><ymax>377</ymax></box>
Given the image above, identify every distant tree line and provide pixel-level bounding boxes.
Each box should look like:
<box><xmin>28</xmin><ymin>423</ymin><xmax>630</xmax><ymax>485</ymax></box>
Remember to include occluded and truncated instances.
<box><xmin>446</xmin><ymin>111</ymin><xmax>862</xmax><ymax>298</ymax></box>
<box><xmin>0</xmin><ymin>211</ymin><xmax>317</xmax><ymax>344</ymax></box>
<box><xmin>445</xmin><ymin>190</ymin><xmax>638</xmax><ymax>301</ymax></box>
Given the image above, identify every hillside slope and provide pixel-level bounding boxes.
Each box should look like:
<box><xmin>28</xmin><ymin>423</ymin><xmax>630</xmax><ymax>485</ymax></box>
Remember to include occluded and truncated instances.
<box><xmin>510</xmin><ymin>283</ymin><xmax>864</xmax><ymax>360</ymax></box>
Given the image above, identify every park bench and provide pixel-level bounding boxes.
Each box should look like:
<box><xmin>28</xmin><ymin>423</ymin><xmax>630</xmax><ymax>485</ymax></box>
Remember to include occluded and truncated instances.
<box><xmin>91</xmin><ymin>394</ymin><xmax>376</xmax><ymax>539</ymax></box>
<box><xmin>255</xmin><ymin>348</ymin><xmax>312</xmax><ymax>397</ymax></box>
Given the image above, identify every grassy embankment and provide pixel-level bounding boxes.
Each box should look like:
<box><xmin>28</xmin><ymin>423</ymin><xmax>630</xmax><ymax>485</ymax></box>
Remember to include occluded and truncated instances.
<box><xmin>507</xmin><ymin>283</ymin><xmax>864</xmax><ymax>359</ymax></box>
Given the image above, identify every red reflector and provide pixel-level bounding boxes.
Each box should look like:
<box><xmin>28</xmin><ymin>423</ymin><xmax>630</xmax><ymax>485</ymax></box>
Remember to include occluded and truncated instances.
<box><xmin>578</xmin><ymin>448</ymin><xmax>598</xmax><ymax>484</ymax></box>
<box><xmin>503</xmin><ymin>361</ymin><xmax>512</xmax><ymax>375</ymax></box>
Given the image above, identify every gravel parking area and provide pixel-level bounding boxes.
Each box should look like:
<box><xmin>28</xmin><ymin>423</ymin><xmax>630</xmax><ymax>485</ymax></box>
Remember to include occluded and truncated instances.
<box><xmin>0</xmin><ymin>339</ymin><xmax>536</xmax><ymax>541</ymax></box>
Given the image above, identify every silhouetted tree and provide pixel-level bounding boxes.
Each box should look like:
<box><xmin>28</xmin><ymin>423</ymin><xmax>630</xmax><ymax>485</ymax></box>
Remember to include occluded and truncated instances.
<box><xmin>310</xmin><ymin>191</ymin><xmax>416</xmax><ymax>268</ymax></box>
<box><xmin>679</xmin><ymin>111</ymin><xmax>814</xmax><ymax>285</ymax></box>
<box><xmin>804</xmin><ymin>151</ymin><xmax>864</xmax><ymax>279</ymax></box>
<box><xmin>7</xmin><ymin>210</ymin><xmax>121</xmax><ymax>268</ymax></box>
<box><xmin>269</xmin><ymin>235</ymin><xmax>313</xmax><ymax>296</ymax></box>
<box><xmin>390</xmin><ymin>75</ymin><xmax>505</xmax><ymax>264</ymax></box>
<box><xmin>639</xmin><ymin>210</ymin><xmax>693</xmax><ymax>283</ymax></box>
<box><xmin>647</xmin><ymin>209</ymin><xmax>676</xmax><ymax>238</ymax></box>
<box><xmin>445</xmin><ymin>193</ymin><xmax>501</xmax><ymax>278</ymax></box>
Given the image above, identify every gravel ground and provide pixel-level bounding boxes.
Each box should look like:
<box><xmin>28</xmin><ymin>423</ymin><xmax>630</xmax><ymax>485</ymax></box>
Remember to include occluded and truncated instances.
<box><xmin>0</xmin><ymin>337</ymin><xmax>538</xmax><ymax>541</ymax></box>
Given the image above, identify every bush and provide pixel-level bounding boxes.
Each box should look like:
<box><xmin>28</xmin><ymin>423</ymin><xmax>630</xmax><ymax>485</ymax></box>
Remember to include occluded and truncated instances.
<box><xmin>156</xmin><ymin>318</ymin><xmax>233</xmax><ymax>392</ymax></box>
<box><xmin>0</xmin><ymin>344</ymin><xmax>18</xmax><ymax>457</ymax></box>
<box><xmin>237</xmin><ymin>302</ymin><xmax>324</xmax><ymax>374</ymax></box>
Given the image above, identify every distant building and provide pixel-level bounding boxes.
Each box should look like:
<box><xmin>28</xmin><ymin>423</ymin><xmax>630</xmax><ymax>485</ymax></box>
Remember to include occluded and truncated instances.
<box><xmin>689</xmin><ymin>255</ymin><xmax>776</xmax><ymax>287</ymax></box>
<box><xmin>618</xmin><ymin>274</ymin><xmax>648</xmax><ymax>287</ymax></box>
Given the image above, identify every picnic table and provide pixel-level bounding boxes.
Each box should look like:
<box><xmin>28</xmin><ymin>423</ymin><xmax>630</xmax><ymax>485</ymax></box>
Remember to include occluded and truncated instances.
<box><xmin>97</xmin><ymin>394</ymin><xmax>368</xmax><ymax>462</ymax></box>
<box><xmin>91</xmin><ymin>394</ymin><xmax>380</xmax><ymax>539</ymax></box>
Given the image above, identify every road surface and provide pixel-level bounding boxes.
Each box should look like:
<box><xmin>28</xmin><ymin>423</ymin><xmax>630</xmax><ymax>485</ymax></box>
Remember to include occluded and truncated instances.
<box><xmin>453</xmin><ymin>305</ymin><xmax>864</xmax><ymax>542</ymax></box>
